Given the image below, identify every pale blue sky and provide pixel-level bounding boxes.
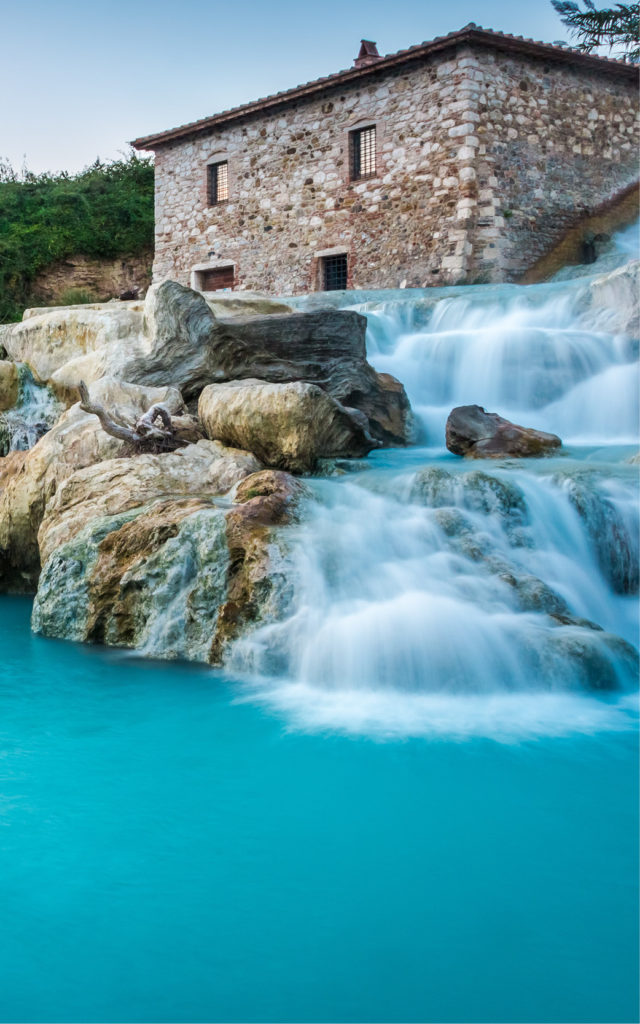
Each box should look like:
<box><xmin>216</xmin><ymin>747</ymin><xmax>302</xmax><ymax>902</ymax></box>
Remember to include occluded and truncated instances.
<box><xmin>3</xmin><ymin>0</ymin><xmax>571</xmax><ymax>173</ymax></box>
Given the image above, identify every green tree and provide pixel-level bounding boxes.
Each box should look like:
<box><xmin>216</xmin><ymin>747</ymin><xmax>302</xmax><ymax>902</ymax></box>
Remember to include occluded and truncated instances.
<box><xmin>551</xmin><ymin>1</ymin><xmax>640</xmax><ymax>62</ymax></box>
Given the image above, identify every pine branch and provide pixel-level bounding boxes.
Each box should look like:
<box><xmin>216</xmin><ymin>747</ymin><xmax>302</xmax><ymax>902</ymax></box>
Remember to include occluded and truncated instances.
<box><xmin>551</xmin><ymin>1</ymin><xmax>640</xmax><ymax>61</ymax></box>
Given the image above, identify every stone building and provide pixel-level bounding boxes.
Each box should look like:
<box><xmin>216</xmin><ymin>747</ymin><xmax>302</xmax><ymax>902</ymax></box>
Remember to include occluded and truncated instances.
<box><xmin>132</xmin><ymin>24</ymin><xmax>639</xmax><ymax>293</ymax></box>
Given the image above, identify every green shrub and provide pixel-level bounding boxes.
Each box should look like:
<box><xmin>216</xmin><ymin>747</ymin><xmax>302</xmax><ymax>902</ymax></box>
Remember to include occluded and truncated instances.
<box><xmin>55</xmin><ymin>288</ymin><xmax>99</xmax><ymax>307</ymax></box>
<box><xmin>0</xmin><ymin>152</ymin><xmax>154</xmax><ymax>323</ymax></box>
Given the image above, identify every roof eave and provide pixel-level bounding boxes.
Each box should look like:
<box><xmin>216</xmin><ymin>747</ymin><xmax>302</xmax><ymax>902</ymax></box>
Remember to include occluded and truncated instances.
<box><xmin>131</xmin><ymin>26</ymin><xmax>639</xmax><ymax>151</ymax></box>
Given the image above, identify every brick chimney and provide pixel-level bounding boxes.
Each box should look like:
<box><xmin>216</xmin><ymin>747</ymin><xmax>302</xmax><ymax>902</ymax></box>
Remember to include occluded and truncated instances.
<box><xmin>354</xmin><ymin>40</ymin><xmax>383</xmax><ymax>68</ymax></box>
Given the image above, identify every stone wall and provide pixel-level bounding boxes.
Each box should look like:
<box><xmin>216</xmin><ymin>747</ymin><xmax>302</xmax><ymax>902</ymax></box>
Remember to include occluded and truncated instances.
<box><xmin>32</xmin><ymin>252</ymin><xmax>153</xmax><ymax>304</ymax></box>
<box><xmin>151</xmin><ymin>45</ymin><xmax>638</xmax><ymax>292</ymax></box>
<box><xmin>520</xmin><ymin>181</ymin><xmax>640</xmax><ymax>283</ymax></box>
<box><xmin>465</xmin><ymin>48</ymin><xmax>639</xmax><ymax>280</ymax></box>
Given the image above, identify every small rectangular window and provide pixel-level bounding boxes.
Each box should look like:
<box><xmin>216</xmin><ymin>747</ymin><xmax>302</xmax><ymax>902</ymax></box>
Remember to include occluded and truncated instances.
<box><xmin>350</xmin><ymin>126</ymin><xmax>376</xmax><ymax>181</ymax></box>
<box><xmin>200</xmin><ymin>266</ymin><xmax>234</xmax><ymax>291</ymax></box>
<box><xmin>208</xmin><ymin>161</ymin><xmax>229</xmax><ymax>205</ymax></box>
<box><xmin>322</xmin><ymin>254</ymin><xmax>348</xmax><ymax>291</ymax></box>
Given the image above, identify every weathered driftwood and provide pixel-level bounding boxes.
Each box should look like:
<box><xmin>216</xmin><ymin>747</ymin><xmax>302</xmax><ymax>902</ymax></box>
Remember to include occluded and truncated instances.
<box><xmin>78</xmin><ymin>380</ymin><xmax>188</xmax><ymax>452</ymax></box>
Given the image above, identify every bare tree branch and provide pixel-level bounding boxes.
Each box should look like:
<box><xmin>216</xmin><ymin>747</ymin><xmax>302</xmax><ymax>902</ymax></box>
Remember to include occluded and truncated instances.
<box><xmin>135</xmin><ymin>404</ymin><xmax>173</xmax><ymax>435</ymax></box>
<box><xmin>78</xmin><ymin>380</ymin><xmax>188</xmax><ymax>451</ymax></box>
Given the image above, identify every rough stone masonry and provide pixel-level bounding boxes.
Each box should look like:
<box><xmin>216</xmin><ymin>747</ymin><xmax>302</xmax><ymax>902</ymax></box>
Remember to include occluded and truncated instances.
<box><xmin>133</xmin><ymin>24</ymin><xmax>639</xmax><ymax>293</ymax></box>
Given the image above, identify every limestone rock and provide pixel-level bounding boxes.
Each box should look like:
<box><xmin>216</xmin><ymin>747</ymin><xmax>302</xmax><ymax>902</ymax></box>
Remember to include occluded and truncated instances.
<box><xmin>145</xmin><ymin>281</ymin><xmax>412</xmax><ymax>444</ymax></box>
<box><xmin>0</xmin><ymin>325</ymin><xmax>11</xmax><ymax>359</ymax></box>
<box><xmin>0</xmin><ymin>361</ymin><xmax>19</xmax><ymax>411</ymax></box>
<box><xmin>446</xmin><ymin>405</ymin><xmax>562</xmax><ymax>458</ymax></box>
<box><xmin>556</xmin><ymin>471</ymin><xmax>639</xmax><ymax>594</ymax></box>
<box><xmin>32</xmin><ymin>499</ymin><xmax>228</xmax><ymax>650</ymax></box>
<box><xmin>199</xmin><ymin>378</ymin><xmax>380</xmax><ymax>473</ymax></box>
<box><xmin>202</xmin><ymin>293</ymin><xmax>294</xmax><ymax>318</ymax></box>
<box><xmin>0</xmin><ymin>450</ymin><xmax>28</xmax><ymax>492</ymax></box>
<box><xmin>0</xmin><ymin>378</ymin><xmax>186</xmax><ymax>591</ymax></box>
<box><xmin>37</xmin><ymin>439</ymin><xmax>261</xmax><ymax>567</ymax></box>
<box><xmin>210</xmin><ymin>469</ymin><xmax>310</xmax><ymax>662</ymax></box>
<box><xmin>32</xmin><ymin>466</ymin><xmax>307</xmax><ymax>666</ymax></box>
<box><xmin>1</xmin><ymin>282</ymin><xmax>413</xmax><ymax>447</ymax></box>
<box><xmin>2</xmin><ymin>305</ymin><xmax>143</xmax><ymax>400</ymax></box>
<box><xmin>545</xmin><ymin>627</ymin><xmax>639</xmax><ymax>691</ymax></box>
<box><xmin>577</xmin><ymin>260</ymin><xmax>640</xmax><ymax>339</ymax></box>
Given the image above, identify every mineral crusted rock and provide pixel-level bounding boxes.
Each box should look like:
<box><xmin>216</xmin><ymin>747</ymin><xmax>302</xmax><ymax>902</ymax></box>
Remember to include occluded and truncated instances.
<box><xmin>37</xmin><ymin>440</ymin><xmax>261</xmax><ymax>567</ymax></box>
<box><xmin>1</xmin><ymin>281</ymin><xmax>413</xmax><ymax>446</ymax></box>
<box><xmin>199</xmin><ymin>378</ymin><xmax>381</xmax><ymax>473</ymax></box>
<box><xmin>210</xmin><ymin>469</ymin><xmax>310</xmax><ymax>663</ymax></box>
<box><xmin>555</xmin><ymin>470</ymin><xmax>639</xmax><ymax>595</ymax></box>
<box><xmin>144</xmin><ymin>281</ymin><xmax>412</xmax><ymax>444</ymax></box>
<box><xmin>32</xmin><ymin>465</ymin><xmax>307</xmax><ymax>666</ymax></box>
<box><xmin>0</xmin><ymin>378</ymin><xmax>186</xmax><ymax>590</ymax></box>
<box><xmin>1</xmin><ymin>305</ymin><xmax>143</xmax><ymax>402</ymax></box>
<box><xmin>577</xmin><ymin>260</ymin><xmax>640</xmax><ymax>339</ymax></box>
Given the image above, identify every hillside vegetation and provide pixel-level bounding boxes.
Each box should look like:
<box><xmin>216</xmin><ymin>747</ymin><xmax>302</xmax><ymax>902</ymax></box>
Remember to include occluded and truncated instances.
<box><xmin>0</xmin><ymin>153</ymin><xmax>154</xmax><ymax>323</ymax></box>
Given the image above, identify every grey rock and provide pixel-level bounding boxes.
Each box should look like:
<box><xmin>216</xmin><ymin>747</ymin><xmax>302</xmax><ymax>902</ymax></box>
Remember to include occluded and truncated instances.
<box><xmin>558</xmin><ymin>471</ymin><xmax>639</xmax><ymax>594</ymax></box>
<box><xmin>143</xmin><ymin>281</ymin><xmax>413</xmax><ymax>445</ymax></box>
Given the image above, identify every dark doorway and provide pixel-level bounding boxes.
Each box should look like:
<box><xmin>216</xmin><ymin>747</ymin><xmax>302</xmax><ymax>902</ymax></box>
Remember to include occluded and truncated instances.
<box><xmin>200</xmin><ymin>266</ymin><xmax>234</xmax><ymax>290</ymax></box>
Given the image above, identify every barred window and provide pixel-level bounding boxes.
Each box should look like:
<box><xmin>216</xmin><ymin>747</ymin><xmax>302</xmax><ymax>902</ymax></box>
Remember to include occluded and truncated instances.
<box><xmin>207</xmin><ymin>161</ymin><xmax>229</xmax><ymax>205</ymax></box>
<box><xmin>350</xmin><ymin>125</ymin><xmax>376</xmax><ymax>181</ymax></box>
<box><xmin>322</xmin><ymin>254</ymin><xmax>348</xmax><ymax>291</ymax></box>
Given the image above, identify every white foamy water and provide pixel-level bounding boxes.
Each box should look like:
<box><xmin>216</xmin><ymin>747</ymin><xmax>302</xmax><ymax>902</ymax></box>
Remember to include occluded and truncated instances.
<box><xmin>0</xmin><ymin>366</ymin><xmax>61</xmax><ymax>452</ymax></box>
<box><xmin>362</xmin><ymin>283</ymin><xmax>638</xmax><ymax>446</ymax></box>
<box><xmin>232</xmin><ymin>234</ymin><xmax>639</xmax><ymax>740</ymax></box>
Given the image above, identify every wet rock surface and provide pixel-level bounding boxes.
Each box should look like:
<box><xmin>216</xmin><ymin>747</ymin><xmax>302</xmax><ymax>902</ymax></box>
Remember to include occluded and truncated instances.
<box><xmin>577</xmin><ymin>260</ymin><xmax>640</xmax><ymax>339</ymax></box>
<box><xmin>211</xmin><ymin>470</ymin><xmax>310</xmax><ymax>663</ymax></box>
<box><xmin>446</xmin><ymin>404</ymin><xmax>562</xmax><ymax>458</ymax></box>
<box><xmin>0</xmin><ymin>379</ymin><xmax>188</xmax><ymax>590</ymax></box>
<box><xmin>32</xmin><ymin>465</ymin><xmax>309</xmax><ymax>666</ymax></box>
<box><xmin>557</xmin><ymin>470</ymin><xmax>639</xmax><ymax>595</ymax></box>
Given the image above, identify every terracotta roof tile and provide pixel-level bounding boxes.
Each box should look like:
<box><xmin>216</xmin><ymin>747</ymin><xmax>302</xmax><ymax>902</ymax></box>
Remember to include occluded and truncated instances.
<box><xmin>131</xmin><ymin>23</ymin><xmax>638</xmax><ymax>150</ymax></box>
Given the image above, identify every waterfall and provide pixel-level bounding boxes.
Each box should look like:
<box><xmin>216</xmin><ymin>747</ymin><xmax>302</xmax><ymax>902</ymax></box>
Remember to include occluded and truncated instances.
<box><xmin>229</xmin><ymin>229</ymin><xmax>639</xmax><ymax>740</ymax></box>
<box><xmin>361</xmin><ymin>277</ymin><xmax>638</xmax><ymax>445</ymax></box>
<box><xmin>0</xmin><ymin>365</ymin><xmax>61</xmax><ymax>454</ymax></box>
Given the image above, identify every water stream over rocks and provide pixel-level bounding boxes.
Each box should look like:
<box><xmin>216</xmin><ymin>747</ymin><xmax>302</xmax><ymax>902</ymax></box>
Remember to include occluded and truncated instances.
<box><xmin>0</xmin><ymin>363</ymin><xmax>61</xmax><ymax>454</ymax></box>
<box><xmin>0</xmin><ymin>231</ymin><xmax>638</xmax><ymax>1024</ymax></box>
<box><xmin>225</xmin><ymin>234</ymin><xmax>639</xmax><ymax>740</ymax></box>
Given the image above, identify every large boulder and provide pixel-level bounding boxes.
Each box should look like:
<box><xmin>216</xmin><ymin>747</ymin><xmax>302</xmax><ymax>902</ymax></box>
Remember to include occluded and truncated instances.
<box><xmin>2</xmin><ymin>305</ymin><xmax>143</xmax><ymax>402</ymax></box>
<box><xmin>32</xmin><ymin>465</ymin><xmax>307</xmax><ymax>665</ymax></box>
<box><xmin>143</xmin><ymin>282</ymin><xmax>412</xmax><ymax>444</ymax></box>
<box><xmin>2</xmin><ymin>282</ymin><xmax>413</xmax><ymax>446</ymax></box>
<box><xmin>446</xmin><ymin>405</ymin><xmax>562</xmax><ymax>459</ymax></box>
<box><xmin>37</xmin><ymin>440</ymin><xmax>261</xmax><ymax>566</ymax></box>
<box><xmin>199</xmin><ymin>378</ymin><xmax>380</xmax><ymax>473</ymax></box>
<box><xmin>0</xmin><ymin>378</ymin><xmax>186</xmax><ymax>591</ymax></box>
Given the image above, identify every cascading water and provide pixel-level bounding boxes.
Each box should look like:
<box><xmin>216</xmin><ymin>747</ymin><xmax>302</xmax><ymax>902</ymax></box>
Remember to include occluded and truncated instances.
<box><xmin>0</xmin><ymin>234</ymin><xmax>638</xmax><ymax>1024</ymax></box>
<box><xmin>230</xmin><ymin>234</ymin><xmax>639</xmax><ymax>740</ymax></box>
<box><xmin>0</xmin><ymin>364</ymin><xmax>61</xmax><ymax>454</ymax></box>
